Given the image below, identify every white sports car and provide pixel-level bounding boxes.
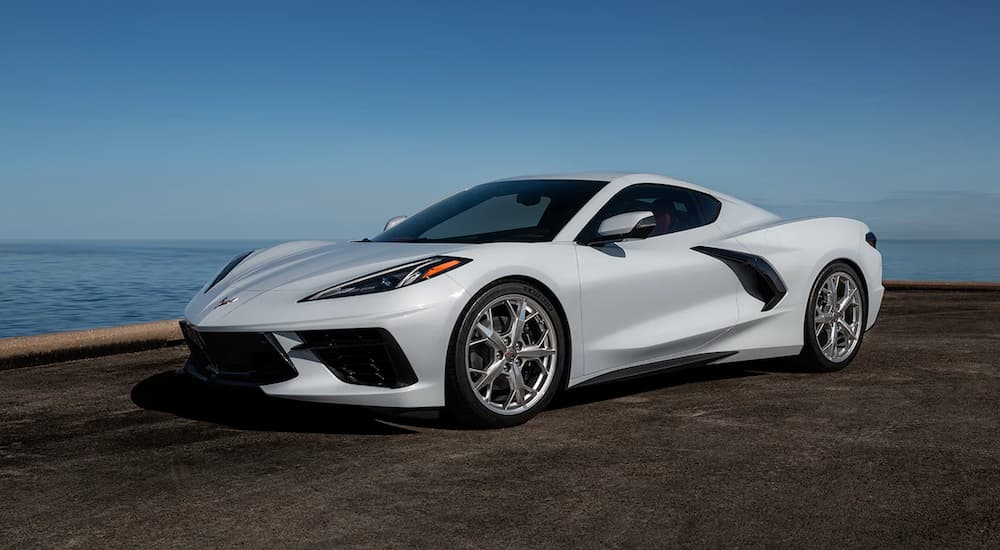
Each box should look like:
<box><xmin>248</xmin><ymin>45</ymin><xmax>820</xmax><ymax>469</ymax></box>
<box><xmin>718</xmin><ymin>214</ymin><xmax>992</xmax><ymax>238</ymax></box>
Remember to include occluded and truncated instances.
<box><xmin>181</xmin><ymin>172</ymin><xmax>883</xmax><ymax>427</ymax></box>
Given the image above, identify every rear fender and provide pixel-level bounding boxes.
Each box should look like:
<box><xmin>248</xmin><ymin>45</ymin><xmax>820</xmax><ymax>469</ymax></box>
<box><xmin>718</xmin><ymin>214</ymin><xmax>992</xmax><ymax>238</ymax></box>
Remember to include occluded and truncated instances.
<box><xmin>709</xmin><ymin>217</ymin><xmax>881</xmax><ymax>318</ymax></box>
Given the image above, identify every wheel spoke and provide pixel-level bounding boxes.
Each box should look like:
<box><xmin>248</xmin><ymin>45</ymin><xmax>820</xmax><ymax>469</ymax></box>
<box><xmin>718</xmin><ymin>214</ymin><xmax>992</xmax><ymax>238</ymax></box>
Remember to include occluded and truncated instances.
<box><xmin>815</xmin><ymin>312</ymin><xmax>835</xmax><ymax>323</ymax></box>
<box><xmin>508</xmin><ymin>298</ymin><xmax>528</xmax><ymax>345</ymax></box>
<box><xmin>510</xmin><ymin>368</ymin><xmax>528</xmax><ymax>406</ymax></box>
<box><xmin>837</xmin><ymin>287</ymin><xmax>858</xmax><ymax>313</ymax></box>
<box><xmin>535</xmin><ymin>328</ymin><xmax>550</xmax><ymax>347</ymax></box>
<box><xmin>503</xmin><ymin>387</ymin><xmax>516</xmax><ymax>410</ymax></box>
<box><xmin>531</xmin><ymin>358</ymin><xmax>550</xmax><ymax>377</ymax></box>
<box><xmin>474</xmin><ymin>359</ymin><xmax>506</xmax><ymax>391</ymax></box>
<box><xmin>826</xmin><ymin>276</ymin><xmax>839</xmax><ymax>298</ymax></box>
<box><xmin>518</xmin><ymin>345</ymin><xmax>556</xmax><ymax>359</ymax></box>
<box><xmin>821</xmin><ymin>338</ymin><xmax>834</xmax><ymax>353</ymax></box>
<box><xmin>475</xmin><ymin>322</ymin><xmax>508</xmax><ymax>351</ymax></box>
<box><xmin>506</xmin><ymin>299</ymin><xmax>518</xmax><ymax>319</ymax></box>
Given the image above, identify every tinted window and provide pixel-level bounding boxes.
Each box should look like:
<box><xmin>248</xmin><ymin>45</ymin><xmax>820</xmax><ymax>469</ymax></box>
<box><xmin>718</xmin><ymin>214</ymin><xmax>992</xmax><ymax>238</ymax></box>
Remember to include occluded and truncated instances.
<box><xmin>576</xmin><ymin>184</ymin><xmax>722</xmax><ymax>242</ymax></box>
<box><xmin>374</xmin><ymin>179</ymin><xmax>607</xmax><ymax>243</ymax></box>
<box><xmin>422</xmin><ymin>194</ymin><xmax>552</xmax><ymax>239</ymax></box>
<box><xmin>694</xmin><ymin>191</ymin><xmax>722</xmax><ymax>224</ymax></box>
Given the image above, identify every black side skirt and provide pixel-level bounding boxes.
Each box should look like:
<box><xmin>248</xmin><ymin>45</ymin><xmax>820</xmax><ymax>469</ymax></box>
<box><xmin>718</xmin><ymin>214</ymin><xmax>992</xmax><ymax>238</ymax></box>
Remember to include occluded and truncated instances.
<box><xmin>574</xmin><ymin>351</ymin><xmax>737</xmax><ymax>389</ymax></box>
<box><xmin>692</xmin><ymin>246</ymin><xmax>788</xmax><ymax>311</ymax></box>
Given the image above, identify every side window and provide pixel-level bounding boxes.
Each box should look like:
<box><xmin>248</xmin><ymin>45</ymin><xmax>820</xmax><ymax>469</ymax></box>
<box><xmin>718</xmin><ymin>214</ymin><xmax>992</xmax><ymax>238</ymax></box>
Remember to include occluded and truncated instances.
<box><xmin>693</xmin><ymin>190</ymin><xmax>722</xmax><ymax>224</ymax></box>
<box><xmin>577</xmin><ymin>184</ymin><xmax>722</xmax><ymax>242</ymax></box>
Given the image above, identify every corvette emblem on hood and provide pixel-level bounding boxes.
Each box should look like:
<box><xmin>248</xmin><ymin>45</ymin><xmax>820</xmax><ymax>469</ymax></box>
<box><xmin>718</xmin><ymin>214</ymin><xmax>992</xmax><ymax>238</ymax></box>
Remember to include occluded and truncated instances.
<box><xmin>213</xmin><ymin>296</ymin><xmax>238</xmax><ymax>309</ymax></box>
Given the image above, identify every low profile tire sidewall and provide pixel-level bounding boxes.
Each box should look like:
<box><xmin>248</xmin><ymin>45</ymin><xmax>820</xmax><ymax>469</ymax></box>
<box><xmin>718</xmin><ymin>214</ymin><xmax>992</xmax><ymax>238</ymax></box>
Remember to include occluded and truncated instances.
<box><xmin>445</xmin><ymin>281</ymin><xmax>566</xmax><ymax>428</ymax></box>
<box><xmin>801</xmin><ymin>262</ymin><xmax>868</xmax><ymax>372</ymax></box>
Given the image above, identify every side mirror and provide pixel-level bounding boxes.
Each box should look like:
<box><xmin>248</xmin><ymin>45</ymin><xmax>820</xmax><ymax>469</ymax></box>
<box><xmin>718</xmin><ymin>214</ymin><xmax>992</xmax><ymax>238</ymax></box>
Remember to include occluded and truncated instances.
<box><xmin>589</xmin><ymin>211</ymin><xmax>656</xmax><ymax>245</ymax></box>
<box><xmin>384</xmin><ymin>215</ymin><xmax>407</xmax><ymax>232</ymax></box>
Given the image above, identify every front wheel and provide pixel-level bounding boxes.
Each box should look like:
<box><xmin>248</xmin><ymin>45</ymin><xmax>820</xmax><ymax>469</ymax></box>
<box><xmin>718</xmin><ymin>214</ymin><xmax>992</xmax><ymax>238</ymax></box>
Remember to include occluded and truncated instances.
<box><xmin>797</xmin><ymin>262</ymin><xmax>868</xmax><ymax>372</ymax></box>
<box><xmin>445</xmin><ymin>282</ymin><xmax>566</xmax><ymax>428</ymax></box>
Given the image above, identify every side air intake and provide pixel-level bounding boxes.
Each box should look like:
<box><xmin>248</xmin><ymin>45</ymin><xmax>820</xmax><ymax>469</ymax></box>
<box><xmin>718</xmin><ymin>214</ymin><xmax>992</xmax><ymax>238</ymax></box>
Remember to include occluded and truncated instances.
<box><xmin>692</xmin><ymin>246</ymin><xmax>787</xmax><ymax>311</ymax></box>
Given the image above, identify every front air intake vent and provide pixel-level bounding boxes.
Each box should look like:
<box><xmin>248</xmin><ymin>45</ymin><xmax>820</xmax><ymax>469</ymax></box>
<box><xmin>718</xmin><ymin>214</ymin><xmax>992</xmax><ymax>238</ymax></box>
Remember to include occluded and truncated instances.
<box><xmin>180</xmin><ymin>322</ymin><xmax>297</xmax><ymax>385</ymax></box>
<box><xmin>294</xmin><ymin>329</ymin><xmax>417</xmax><ymax>388</ymax></box>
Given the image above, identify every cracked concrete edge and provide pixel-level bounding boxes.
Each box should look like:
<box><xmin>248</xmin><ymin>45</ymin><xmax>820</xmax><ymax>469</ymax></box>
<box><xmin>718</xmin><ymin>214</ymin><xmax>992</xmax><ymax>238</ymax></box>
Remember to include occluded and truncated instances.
<box><xmin>1</xmin><ymin>281</ymin><xmax>998</xmax><ymax>370</ymax></box>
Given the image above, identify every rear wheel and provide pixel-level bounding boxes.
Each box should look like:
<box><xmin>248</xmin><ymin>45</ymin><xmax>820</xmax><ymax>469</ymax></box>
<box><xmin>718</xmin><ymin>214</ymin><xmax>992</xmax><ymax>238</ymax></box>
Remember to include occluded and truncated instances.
<box><xmin>445</xmin><ymin>282</ymin><xmax>566</xmax><ymax>428</ymax></box>
<box><xmin>797</xmin><ymin>262</ymin><xmax>867</xmax><ymax>372</ymax></box>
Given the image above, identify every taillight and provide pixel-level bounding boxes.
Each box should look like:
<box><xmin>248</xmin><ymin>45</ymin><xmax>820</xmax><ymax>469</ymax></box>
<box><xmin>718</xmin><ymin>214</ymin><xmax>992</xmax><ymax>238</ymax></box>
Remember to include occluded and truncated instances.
<box><xmin>865</xmin><ymin>231</ymin><xmax>877</xmax><ymax>249</ymax></box>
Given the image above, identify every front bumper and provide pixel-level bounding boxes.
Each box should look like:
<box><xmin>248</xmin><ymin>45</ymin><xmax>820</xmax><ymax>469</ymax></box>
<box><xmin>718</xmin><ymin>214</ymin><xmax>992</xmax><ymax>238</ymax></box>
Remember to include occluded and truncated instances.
<box><xmin>181</xmin><ymin>275</ymin><xmax>469</xmax><ymax>408</ymax></box>
<box><xmin>182</xmin><ymin>323</ymin><xmax>419</xmax><ymax>388</ymax></box>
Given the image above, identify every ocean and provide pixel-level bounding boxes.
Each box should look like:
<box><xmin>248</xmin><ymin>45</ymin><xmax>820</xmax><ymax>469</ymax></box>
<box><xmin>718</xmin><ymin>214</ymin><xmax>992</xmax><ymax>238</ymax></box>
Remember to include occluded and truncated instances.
<box><xmin>1</xmin><ymin>239</ymin><xmax>998</xmax><ymax>338</ymax></box>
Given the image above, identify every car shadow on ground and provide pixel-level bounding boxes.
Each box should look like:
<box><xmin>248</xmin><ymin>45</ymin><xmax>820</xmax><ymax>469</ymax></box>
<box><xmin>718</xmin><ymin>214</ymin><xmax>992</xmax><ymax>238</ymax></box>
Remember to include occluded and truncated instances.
<box><xmin>131</xmin><ymin>358</ymin><xmax>801</xmax><ymax>434</ymax></box>
<box><xmin>131</xmin><ymin>371</ymin><xmax>418</xmax><ymax>435</ymax></box>
<box><xmin>550</xmin><ymin>361</ymin><xmax>773</xmax><ymax>410</ymax></box>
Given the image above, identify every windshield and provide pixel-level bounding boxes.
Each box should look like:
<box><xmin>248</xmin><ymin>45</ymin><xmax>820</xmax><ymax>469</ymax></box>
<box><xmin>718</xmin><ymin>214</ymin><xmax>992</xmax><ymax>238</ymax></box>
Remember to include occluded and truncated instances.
<box><xmin>373</xmin><ymin>179</ymin><xmax>608</xmax><ymax>243</ymax></box>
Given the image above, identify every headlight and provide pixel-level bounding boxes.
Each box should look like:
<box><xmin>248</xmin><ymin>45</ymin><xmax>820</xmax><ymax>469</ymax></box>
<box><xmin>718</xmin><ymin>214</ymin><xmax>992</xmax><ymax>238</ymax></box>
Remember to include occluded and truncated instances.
<box><xmin>205</xmin><ymin>250</ymin><xmax>254</xmax><ymax>292</ymax></box>
<box><xmin>300</xmin><ymin>256</ymin><xmax>471</xmax><ymax>301</ymax></box>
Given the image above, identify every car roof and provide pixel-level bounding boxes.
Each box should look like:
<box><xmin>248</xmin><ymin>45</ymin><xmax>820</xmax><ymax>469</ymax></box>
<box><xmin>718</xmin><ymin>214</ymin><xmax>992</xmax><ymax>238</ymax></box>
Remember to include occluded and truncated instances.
<box><xmin>491</xmin><ymin>172</ymin><xmax>736</xmax><ymax>201</ymax></box>
<box><xmin>491</xmin><ymin>171</ymin><xmax>634</xmax><ymax>183</ymax></box>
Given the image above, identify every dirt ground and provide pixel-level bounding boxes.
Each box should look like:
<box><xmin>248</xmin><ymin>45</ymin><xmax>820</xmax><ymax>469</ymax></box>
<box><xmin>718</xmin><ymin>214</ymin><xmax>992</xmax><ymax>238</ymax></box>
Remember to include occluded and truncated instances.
<box><xmin>2</xmin><ymin>290</ymin><xmax>998</xmax><ymax>549</ymax></box>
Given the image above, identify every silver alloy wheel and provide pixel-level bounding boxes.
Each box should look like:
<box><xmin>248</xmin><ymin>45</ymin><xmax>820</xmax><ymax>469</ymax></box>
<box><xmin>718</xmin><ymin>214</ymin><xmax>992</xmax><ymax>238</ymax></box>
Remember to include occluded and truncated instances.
<box><xmin>464</xmin><ymin>293</ymin><xmax>558</xmax><ymax>415</ymax></box>
<box><xmin>813</xmin><ymin>271</ymin><xmax>863</xmax><ymax>363</ymax></box>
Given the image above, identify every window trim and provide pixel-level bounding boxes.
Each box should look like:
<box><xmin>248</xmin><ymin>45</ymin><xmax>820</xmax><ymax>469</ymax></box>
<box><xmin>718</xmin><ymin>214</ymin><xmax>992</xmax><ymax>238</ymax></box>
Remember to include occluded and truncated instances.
<box><xmin>574</xmin><ymin>183</ymin><xmax>723</xmax><ymax>244</ymax></box>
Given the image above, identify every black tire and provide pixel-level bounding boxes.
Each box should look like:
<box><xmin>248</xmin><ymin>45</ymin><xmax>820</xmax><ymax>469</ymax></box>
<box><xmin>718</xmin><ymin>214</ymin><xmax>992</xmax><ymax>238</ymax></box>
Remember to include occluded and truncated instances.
<box><xmin>797</xmin><ymin>261</ymin><xmax>868</xmax><ymax>372</ymax></box>
<box><xmin>445</xmin><ymin>281</ymin><xmax>567</xmax><ymax>428</ymax></box>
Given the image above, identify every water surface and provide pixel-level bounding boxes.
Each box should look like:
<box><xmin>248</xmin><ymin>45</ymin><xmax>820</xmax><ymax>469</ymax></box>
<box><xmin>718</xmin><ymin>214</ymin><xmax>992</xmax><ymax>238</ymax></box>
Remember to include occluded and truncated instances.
<box><xmin>0</xmin><ymin>239</ymin><xmax>997</xmax><ymax>338</ymax></box>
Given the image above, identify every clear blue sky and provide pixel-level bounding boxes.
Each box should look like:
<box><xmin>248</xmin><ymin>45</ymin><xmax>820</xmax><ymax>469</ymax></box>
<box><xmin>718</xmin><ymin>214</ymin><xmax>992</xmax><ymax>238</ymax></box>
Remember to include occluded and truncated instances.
<box><xmin>2</xmin><ymin>0</ymin><xmax>998</xmax><ymax>240</ymax></box>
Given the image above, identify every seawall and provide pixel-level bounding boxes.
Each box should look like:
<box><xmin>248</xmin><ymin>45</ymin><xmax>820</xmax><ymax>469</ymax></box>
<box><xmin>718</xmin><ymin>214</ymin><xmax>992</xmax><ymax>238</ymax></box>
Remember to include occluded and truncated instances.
<box><xmin>2</xmin><ymin>280</ymin><xmax>998</xmax><ymax>370</ymax></box>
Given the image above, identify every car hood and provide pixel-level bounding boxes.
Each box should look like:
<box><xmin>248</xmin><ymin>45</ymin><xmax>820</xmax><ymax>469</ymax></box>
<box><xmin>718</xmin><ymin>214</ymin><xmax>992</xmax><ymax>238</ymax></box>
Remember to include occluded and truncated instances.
<box><xmin>212</xmin><ymin>240</ymin><xmax>475</xmax><ymax>295</ymax></box>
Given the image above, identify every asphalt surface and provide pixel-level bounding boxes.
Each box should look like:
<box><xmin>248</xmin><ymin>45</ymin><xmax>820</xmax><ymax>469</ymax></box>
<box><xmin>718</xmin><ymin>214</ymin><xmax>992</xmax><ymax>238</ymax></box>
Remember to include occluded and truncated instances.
<box><xmin>2</xmin><ymin>290</ymin><xmax>998</xmax><ymax>549</ymax></box>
